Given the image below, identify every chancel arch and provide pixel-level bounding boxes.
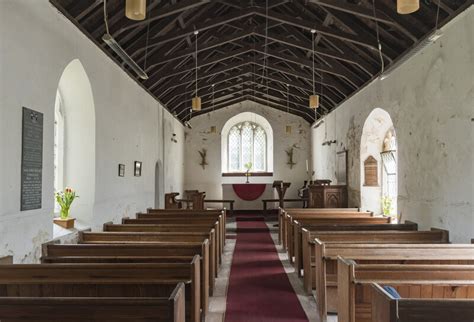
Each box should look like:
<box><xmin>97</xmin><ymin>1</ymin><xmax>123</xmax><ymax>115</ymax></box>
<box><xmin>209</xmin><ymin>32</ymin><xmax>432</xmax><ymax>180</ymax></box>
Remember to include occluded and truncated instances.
<box><xmin>54</xmin><ymin>59</ymin><xmax>96</xmax><ymax>225</ymax></box>
<box><xmin>360</xmin><ymin>108</ymin><xmax>398</xmax><ymax>217</ymax></box>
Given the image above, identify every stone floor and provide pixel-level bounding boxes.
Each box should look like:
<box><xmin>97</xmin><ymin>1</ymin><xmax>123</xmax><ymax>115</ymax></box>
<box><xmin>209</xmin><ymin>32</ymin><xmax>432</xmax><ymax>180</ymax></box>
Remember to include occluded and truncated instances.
<box><xmin>206</xmin><ymin>219</ymin><xmax>337</xmax><ymax>322</ymax></box>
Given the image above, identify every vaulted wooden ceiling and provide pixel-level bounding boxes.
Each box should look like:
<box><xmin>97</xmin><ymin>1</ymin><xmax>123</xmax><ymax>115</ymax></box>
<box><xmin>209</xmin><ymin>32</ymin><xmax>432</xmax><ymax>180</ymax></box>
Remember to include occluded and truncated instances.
<box><xmin>50</xmin><ymin>0</ymin><xmax>470</xmax><ymax>123</ymax></box>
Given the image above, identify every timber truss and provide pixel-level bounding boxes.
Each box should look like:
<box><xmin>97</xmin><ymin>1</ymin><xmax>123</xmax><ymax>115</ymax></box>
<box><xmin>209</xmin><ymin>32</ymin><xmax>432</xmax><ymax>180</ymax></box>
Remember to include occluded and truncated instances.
<box><xmin>50</xmin><ymin>0</ymin><xmax>470</xmax><ymax>123</ymax></box>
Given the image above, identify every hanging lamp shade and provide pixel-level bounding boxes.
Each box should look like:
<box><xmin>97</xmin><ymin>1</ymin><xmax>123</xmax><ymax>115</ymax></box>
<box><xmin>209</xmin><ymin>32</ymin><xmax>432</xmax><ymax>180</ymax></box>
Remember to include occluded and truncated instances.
<box><xmin>397</xmin><ymin>0</ymin><xmax>419</xmax><ymax>14</ymax></box>
<box><xmin>126</xmin><ymin>0</ymin><xmax>147</xmax><ymax>21</ymax></box>
<box><xmin>309</xmin><ymin>94</ymin><xmax>320</xmax><ymax>109</ymax></box>
<box><xmin>192</xmin><ymin>96</ymin><xmax>201</xmax><ymax>111</ymax></box>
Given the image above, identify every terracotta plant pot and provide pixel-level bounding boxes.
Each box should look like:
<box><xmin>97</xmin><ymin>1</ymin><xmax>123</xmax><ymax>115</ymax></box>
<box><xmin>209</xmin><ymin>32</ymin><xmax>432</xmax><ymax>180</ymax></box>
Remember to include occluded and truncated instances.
<box><xmin>53</xmin><ymin>217</ymin><xmax>76</xmax><ymax>229</ymax></box>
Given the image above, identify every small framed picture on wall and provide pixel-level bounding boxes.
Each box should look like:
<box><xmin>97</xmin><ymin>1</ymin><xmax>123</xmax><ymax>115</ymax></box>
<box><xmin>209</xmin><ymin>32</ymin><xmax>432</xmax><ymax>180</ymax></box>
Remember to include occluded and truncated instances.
<box><xmin>118</xmin><ymin>164</ymin><xmax>125</xmax><ymax>177</ymax></box>
<box><xmin>134</xmin><ymin>161</ymin><xmax>142</xmax><ymax>177</ymax></box>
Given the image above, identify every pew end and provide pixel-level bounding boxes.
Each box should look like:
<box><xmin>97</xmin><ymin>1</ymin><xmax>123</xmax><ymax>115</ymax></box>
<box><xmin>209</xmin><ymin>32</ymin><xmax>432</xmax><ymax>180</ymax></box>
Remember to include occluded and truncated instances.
<box><xmin>430</xmin><ymin>227</ymin><xmax>450</xmax><ymax>243</ymax></box>
<box><xmin>102</xmin><ymin>221</ymin><xmax>113</xmax><ymax>231</ymax></box>
<box><xmin>0</xmin><ymin>256</ymin><xmax>12</xmax><ymax>264</ymax></box>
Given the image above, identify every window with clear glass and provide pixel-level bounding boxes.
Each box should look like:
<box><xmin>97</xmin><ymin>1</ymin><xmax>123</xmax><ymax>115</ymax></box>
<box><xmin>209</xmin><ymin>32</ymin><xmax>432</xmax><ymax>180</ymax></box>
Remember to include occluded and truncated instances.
<box><xmin>228</xmin><ymin>121</ymin><xmax>267</xmax><ymax>172</ymax></box>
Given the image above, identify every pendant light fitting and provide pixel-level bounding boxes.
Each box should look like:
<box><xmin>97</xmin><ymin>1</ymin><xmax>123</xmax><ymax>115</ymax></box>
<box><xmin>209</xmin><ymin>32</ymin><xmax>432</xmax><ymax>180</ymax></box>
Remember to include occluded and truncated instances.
<box><xmin>192</xmin><ymin>30</ymin><xmax>201</xmax><ymax>111</ymax></box>
<box><xmin>309</xmin><ymin>29</ymin><xmax>319</xmax><ymax>109</ymax></box>
<box><xmin>126</xmin><ymin>0</ymin><xmax>147</xmax><ymax>21</ymax></box>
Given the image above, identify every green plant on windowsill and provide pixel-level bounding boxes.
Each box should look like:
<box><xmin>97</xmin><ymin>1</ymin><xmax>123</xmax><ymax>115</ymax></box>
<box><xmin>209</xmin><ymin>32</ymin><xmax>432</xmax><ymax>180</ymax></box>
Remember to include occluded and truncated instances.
<box><xmin>381</xmin><ymin>196</ymin><xmax>394</xmax><ymax>218</ymax></box>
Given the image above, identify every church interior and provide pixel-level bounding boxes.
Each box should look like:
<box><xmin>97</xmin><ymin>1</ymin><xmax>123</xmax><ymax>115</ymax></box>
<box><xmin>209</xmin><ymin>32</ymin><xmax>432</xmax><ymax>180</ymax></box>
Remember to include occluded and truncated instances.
<box><xmin>0</xmin><ymin>0</ymin><xmax>473</xmax><ymax>321</ymax></box>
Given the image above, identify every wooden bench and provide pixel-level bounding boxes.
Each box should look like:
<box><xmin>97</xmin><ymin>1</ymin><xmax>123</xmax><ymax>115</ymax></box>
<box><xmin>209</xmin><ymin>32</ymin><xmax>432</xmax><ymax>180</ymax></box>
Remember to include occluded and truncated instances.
<box><xmin>284</xmin><ymin>214</ymin><xmax>386</xmax><ymax>261</ymax></box>
<box><xmin>371</xmin><ymin>282</ymin><xmax>474</xmax><ymax>322</ymax></box>
<box><xmin>79</xmin><ymin>231</ymin><xmax>218</xmax><ymax>287</ymax></box>
<box><xmin>279</xmin><ymin>209</ymin><xmax>373</xmax><ymax>249</ymax></box>
<box><xmin>133</xmin><ymin>213</ymin><xmax>226</xmax><ymax>258</ymax></box>
<box><xmin>313</xmin><ymin>243</ymin><xmax>474</xmax><ymax>320</ymax></box>
<box><xmin>42</xmin><ymin>242</ymin><xmax>210</xmax><ymax>316</ymax></box>
<box><xmin>278</xmin><ymin>207</ymin><xmax>360</xmax><ymax>243</ymax></box>
<box><xmin>0</xmin><ymin>289</ymin><xmax>186</xmax><ymax>322</ymax></box>
<box><xmin>293</xmin><ymin>221</ymin><xmax>418</xmax><ymax>277</ymax></box>
<box><xmin>0</xmin><ymin>263</ymin><xmax>199</xmax><ymax>322</ymax></box>
<box><xmin>302</xmin><ymin>229</ymin><xmax>450</xmax><ymax>295</ymax></box>
<box><xmin>262</xmin><ymin>198</ymin><xmax>308</xmax><ymax>215</ymax></box>
<box><xmin>337</xmin><ymin>259</ymin><xmax>474</xmax><ymax>322</ymax></box>
<box><xmin>103</xmin><ymin>223</ymin><xmax>220</xmax><ymax>277</ymax></box>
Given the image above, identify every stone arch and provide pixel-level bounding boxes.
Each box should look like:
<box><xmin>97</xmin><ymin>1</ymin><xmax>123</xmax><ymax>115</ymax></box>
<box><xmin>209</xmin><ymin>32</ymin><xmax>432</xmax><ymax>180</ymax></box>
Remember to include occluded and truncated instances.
<box><xmin>55</xmin><ymin>59</ymin><xmax>96</xmax><ymax>225</ymax></box>
<box><xmin>221</xmin><ymin>112</ymin><xmax>274</xmax><ymax>173</ymax></box>
<box><xmin>360</xmin><ymin>108</ymin><xmax>397</xmax><ymax>216</ymax></box>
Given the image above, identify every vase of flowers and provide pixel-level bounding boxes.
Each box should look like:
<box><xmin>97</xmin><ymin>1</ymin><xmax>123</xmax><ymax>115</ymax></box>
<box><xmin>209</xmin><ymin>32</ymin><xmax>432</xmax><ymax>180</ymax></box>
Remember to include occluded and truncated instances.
<box><xmin>54</xmin><ymin>187</ymin><xmax>78</xmax><ymax>229</ymax></box>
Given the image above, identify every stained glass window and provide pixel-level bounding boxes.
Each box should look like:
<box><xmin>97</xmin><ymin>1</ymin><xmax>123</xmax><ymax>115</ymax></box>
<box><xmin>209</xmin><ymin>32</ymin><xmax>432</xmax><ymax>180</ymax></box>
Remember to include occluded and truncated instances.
<box><xmin>228</xmin><ymin>121</ymin><xmax>266</xmax><ymax>172</ymax></box>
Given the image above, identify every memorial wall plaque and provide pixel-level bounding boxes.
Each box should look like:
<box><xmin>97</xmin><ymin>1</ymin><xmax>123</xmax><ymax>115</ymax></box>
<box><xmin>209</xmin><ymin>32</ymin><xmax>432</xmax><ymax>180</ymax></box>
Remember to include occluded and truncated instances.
<box><xmin>21</xmin><ymin>107</ymin><xmax>43</xmax><ymax>211</ymax></box>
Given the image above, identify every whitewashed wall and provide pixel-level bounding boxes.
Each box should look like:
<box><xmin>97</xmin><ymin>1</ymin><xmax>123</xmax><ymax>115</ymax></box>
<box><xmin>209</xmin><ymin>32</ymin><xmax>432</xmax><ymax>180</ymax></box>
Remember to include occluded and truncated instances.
<box><xmin>183</xmin><ymin>101</ymin><xmax>312</xmax><ymax>208</ymax></box>
<box><xmin>311</xmin><ymin>7</ymin><xmax>474</xmax><ymax>242</ymax></box>
<box><xmin>0</xmin><ymin>0</ymin><xmax>185</xmax><ymax>262</ymax></box>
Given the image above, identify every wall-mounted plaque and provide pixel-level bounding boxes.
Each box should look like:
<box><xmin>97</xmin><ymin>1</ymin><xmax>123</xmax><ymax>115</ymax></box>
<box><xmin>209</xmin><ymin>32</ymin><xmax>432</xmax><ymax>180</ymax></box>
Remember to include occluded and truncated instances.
<box><xmin>134</xmin><ymin>161</ymin><xmax>142</xmax><ymax>177</ymax></box>
<box><xmin>118</xmin><ymin>164</ymin><xmax>125</xmax><ymax>177</ymax></box>
<box><xmin>21</xmin><ymin>107</ymin><xmax>43</xmax><ymax>211</ymax></box>
<box><xmin>364</xmin><ymin>155</ymin><xmax>378</xmax><ymax>187</ymax></box>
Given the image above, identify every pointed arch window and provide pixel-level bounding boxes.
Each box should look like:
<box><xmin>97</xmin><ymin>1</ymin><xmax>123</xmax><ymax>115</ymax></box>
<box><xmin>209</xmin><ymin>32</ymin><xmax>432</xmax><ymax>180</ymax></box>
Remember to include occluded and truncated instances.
<box><xmin>227</xmin><ymin>121</ymin><xmax>267</xmax><ymax>172</ymax></box>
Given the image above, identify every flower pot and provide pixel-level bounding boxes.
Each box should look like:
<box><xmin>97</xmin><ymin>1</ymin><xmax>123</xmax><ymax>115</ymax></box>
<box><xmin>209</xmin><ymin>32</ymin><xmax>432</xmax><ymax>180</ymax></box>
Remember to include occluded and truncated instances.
<box><xmin>53</xmin><ymin>217</ymin><xmax>76</xmax><ymax>229</ymax></box>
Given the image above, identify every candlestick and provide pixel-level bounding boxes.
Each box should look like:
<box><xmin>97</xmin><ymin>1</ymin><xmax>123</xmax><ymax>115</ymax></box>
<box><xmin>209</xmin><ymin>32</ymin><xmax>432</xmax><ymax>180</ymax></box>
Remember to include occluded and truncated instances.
<box><xmin>306</xmin><ymin>159</ymin><xmax>309</xmax><ymax>172</ymax></box>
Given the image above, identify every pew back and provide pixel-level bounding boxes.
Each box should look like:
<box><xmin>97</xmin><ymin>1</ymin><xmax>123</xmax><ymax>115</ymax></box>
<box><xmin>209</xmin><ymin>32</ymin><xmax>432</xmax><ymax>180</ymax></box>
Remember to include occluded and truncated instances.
<box><xmin>0</xmin><ymin>286</ymin><xmax>186</xmax><ymax>322</ymax></box>
<box><xmin>337</xmin><ymin>259</ymin><xmax>474</xmax><ymax>322</ymax></box>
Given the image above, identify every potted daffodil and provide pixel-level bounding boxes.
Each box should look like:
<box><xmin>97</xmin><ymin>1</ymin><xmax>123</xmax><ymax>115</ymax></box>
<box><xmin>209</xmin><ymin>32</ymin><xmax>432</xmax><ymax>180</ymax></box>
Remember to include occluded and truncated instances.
<box><xmin>54</xmin><ymin>187</ymin><xmax>78</xmax><ymax>229</ymax></box>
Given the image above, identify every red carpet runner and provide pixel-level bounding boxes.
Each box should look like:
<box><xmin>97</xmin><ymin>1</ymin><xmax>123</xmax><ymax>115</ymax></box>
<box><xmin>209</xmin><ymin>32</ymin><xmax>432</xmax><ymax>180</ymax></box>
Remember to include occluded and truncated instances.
<box><xmin>225</xmin><ymin>216</ymin><xmax>309</xmax><ymax>322</ymax></box>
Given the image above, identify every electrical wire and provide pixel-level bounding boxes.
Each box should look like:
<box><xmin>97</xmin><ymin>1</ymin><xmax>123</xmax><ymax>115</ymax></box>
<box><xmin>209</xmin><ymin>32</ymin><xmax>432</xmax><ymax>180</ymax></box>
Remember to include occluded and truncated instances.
<box><xmin>103</xmin><ymin>0</ymin><xmax>110</xmax><ymax>35</ymax></box>
<box><xmin>372</xmin><ymin>0</ymin><xmax>385</xmax><ymax>75</ymax></box>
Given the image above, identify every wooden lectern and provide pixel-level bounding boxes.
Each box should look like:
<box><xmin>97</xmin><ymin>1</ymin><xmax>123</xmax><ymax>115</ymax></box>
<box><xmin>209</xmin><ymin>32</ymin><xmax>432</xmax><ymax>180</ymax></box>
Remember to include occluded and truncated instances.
<box><xmin>273</xmin><ymin>181</ymin><xmax>291</xmax><ymax>208</ymax></box>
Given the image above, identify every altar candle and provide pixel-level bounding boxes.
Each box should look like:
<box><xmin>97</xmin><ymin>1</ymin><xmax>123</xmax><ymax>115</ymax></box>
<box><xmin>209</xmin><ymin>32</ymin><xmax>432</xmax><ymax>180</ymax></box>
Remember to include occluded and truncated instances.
<box><xmin>306</xmin><ymin>159</ymin><xmax>309</xmax><ymax>172</ymax></box>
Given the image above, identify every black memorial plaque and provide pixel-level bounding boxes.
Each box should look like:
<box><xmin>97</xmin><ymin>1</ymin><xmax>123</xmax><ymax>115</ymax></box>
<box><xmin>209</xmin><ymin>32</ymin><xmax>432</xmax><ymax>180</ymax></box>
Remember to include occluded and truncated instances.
<box><xmin>21</xmin><ymin>107</ymin><xmax>43</xmax><ymax>211</ymax></box>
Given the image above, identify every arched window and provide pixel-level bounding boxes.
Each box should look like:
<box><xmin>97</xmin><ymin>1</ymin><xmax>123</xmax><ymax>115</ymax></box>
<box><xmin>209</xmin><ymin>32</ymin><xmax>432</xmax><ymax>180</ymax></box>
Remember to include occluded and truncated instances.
<box><xmin>228</xmin><ymin>121</ymin><xmax>267</xmax><ymax>172</ymax></box>
<box><xmin>53</xmin><ymin>90</ymin><xmax>65</xmax><ymax>213</ymax></box>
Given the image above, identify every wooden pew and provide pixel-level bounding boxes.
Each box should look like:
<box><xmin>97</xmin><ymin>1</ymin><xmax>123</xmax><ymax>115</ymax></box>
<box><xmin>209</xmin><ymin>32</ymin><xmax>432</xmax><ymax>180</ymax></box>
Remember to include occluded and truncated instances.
<box><xmin>371</xmin><ymin>282</ymin><xmax>474</xmax><ymax>322</ymax></box>
<box><xmin>0</xmin><ymin>263</ymin><xmax>199</xmax><ymax>322</ymax></box>
<box><xmin>314</xmin><ymin>243</ymin><xmax>474</xmax><ymax>320</ymax></box>
<box><xmin>281</xmin><ymin>211</ymin><xmax>376</xmax><ymax>254</ymax></box>
<box><xmin>103</xmin><ymin>223</ymin><xmax>220</xmax><ymax>277</ymax></box>
<box><xmin>0</xmin><ymin>286</ymin><xmax>186</xmax><ymax>322</ymax></box>
<box><xmin>278</xmin><ymin>207</ymin><xmax>360</xmax><ymax>244</ymax></box>
<box><xmin>285</xmin><ymin>215</ymin><xmax>388</xmax><ymax>262</ymax></box>
<box><xmin>131</xmin><ymin>213</ymin><xmax>225</xmax><ymax>260</ymax></box>
<box><xmin>337</xmin><ymin>259</ymin><xmax>474</xmax><ymax>322</ymax></box>
<box><xmin>293</xmin><ymin>221</ymin><xmax>418</xmax><ymax>277</ymax></box>
<box><xmin>140</xmin><ymin>210</ymin><xmax>226</xmax><ymax>245</ymax></box>
<box><xmin>302</xmin><ymin>229</ymin><xmax>450</xmax><ymax>295</ymax></box>
<box><xmin>79</xmin><ymin>231</ymin><xmax>218</xmax><ymax>285</ymax></box>
<box><xmin>42</xmin><ymin>242</ymin><xmax>210</xmax><ymax>316</ymax></box>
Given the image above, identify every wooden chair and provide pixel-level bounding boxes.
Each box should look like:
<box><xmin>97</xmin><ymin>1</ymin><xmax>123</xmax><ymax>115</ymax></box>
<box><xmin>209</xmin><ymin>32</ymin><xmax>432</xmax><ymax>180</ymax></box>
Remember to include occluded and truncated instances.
<box><xmin>165</xmin><ymin>192</ymin><xmax>182</xmax><ymax>209</ymax></box>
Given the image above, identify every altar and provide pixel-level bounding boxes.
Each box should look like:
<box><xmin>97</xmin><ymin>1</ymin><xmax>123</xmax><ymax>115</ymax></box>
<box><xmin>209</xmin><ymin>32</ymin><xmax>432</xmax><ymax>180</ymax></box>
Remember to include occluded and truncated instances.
<box><xmin>222</xmin><ymin>183</ymin><xmax>275</xmax><ymax>210</ymax></box>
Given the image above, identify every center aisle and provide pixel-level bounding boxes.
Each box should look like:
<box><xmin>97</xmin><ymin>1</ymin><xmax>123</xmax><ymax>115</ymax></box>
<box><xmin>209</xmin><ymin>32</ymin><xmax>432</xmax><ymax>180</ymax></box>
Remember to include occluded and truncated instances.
<box><xmin>224</xmin><ymin>215</ymin><xmax>309</xmax><ymax>322</ymax></box>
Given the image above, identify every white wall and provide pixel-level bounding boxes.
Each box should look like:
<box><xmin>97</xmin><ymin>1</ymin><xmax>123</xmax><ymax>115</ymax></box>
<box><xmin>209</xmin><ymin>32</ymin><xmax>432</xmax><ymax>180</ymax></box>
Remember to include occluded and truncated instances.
<box><xmin>311</xmin><ymin>7</ymin><xmax>474</xmax><ymax>242</ymax></box>
<box><xmin>0</xmin><ymin>0</ymin><xmax>185</xmax><ymax>262</ymax></box>
<box><xmin>184</xmin><ymin>101</ymin><xmax>312</xmax><ymax>209</ymax></box>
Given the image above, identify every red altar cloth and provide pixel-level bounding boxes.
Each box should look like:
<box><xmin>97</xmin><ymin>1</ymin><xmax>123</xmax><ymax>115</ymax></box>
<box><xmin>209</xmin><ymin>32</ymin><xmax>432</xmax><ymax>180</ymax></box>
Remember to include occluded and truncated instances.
<box><xmin>232</xmin><ymin>184</ymin><xmax>266</xmax><ymax>201</ymax></box>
